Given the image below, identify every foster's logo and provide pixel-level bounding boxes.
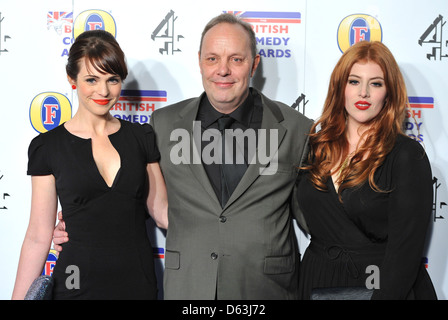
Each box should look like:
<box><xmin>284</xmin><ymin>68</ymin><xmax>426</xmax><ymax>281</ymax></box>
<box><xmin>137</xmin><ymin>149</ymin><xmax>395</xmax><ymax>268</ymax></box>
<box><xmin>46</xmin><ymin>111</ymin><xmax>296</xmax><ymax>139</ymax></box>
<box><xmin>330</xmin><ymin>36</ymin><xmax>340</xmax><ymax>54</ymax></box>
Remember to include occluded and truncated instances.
<box><xmin>42</xmin><ymin>249</ymin><xmax>58</xmax><ymax>276</ymax></box>
<box><xmin>73</xmin><ymin>9</ymin><xmax>116</xmax><ymax>39</ymax></box>
<box><xmin>337</xmin><ymin>14</ymin><xmax>382</xmax><ymax>52</ymax></box>
<box><xmin>30</xmin><ymin>92</ymin><xmax>72</xmax><ymax>133</ymax></box>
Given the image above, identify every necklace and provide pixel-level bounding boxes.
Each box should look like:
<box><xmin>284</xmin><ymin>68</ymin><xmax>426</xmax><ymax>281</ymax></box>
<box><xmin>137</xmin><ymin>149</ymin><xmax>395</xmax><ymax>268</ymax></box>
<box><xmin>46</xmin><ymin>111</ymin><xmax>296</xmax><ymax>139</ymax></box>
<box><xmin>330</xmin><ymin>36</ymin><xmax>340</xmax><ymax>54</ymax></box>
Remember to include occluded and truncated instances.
<box><xmin>339</xmin><ymin>151</ymin><xmax>355</xmax><ymax>174</ymax></box>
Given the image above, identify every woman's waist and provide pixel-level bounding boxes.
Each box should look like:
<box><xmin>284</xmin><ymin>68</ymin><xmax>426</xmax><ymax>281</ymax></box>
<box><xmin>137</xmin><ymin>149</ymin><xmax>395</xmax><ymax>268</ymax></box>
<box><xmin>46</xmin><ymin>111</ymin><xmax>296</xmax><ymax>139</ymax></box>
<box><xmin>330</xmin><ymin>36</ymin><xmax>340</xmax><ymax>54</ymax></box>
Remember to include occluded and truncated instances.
<box><xmin>309</xmin><ymin>237</ymin><xmax>387</xmax><ymax>256</ymax></box>
<box><xmin>59</xmin><ymin>236</ymin><xmax>152</xmax><ymax>255</ymax></box>
<box><xmin>307</xmin><ymin>238</ymin><xmax>386</xmax><ymax>279</ymax></box>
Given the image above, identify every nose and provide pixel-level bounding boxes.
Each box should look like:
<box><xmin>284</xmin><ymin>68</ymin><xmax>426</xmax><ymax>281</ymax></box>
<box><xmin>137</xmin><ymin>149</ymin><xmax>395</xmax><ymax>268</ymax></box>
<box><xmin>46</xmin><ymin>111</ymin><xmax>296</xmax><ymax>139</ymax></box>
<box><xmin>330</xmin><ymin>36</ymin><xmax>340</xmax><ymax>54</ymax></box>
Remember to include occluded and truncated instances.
<box><xmin>359</xmin><ymin>84</ymin><xmax>369</xmax><ymax>98</ymax></box>
<box><xmin>98</xmin><ymin>82</ymin><xmax>110</xmax><ymax>96</ymax></box>
<box><xmin>217</xmin><ymin>60</ymin><xmax>230</xmax><ymax>77</ymax></box>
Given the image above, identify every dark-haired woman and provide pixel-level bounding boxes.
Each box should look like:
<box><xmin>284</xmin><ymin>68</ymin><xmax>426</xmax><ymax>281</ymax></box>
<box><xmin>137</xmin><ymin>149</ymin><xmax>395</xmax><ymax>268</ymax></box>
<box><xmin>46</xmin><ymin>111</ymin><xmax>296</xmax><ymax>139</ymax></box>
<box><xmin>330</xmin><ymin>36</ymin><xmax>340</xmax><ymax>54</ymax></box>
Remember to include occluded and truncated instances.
<box><xmin>12</xmin><ymin>30</ymin><xmax>167</xmax><ymax>299</ymax></box>
<box><xmin>297</xmin><ymin>41</ymin><xmax>437</xmax><ymax>300</ymax></box>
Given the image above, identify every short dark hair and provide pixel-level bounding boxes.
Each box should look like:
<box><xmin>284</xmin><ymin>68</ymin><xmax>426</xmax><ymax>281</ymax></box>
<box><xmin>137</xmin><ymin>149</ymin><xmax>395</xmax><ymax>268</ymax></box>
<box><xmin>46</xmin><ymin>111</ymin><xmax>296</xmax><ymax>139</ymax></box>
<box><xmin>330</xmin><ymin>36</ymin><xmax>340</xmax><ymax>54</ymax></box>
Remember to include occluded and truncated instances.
<box><xmin>66</xmin><ymin>30</ymin><xmax>128</xmax><ymax>81</ymax></box>
<box><xmin>199</xmin><ymin>13</ymin><xmax>257</xmax><ymax>59</ymax></box>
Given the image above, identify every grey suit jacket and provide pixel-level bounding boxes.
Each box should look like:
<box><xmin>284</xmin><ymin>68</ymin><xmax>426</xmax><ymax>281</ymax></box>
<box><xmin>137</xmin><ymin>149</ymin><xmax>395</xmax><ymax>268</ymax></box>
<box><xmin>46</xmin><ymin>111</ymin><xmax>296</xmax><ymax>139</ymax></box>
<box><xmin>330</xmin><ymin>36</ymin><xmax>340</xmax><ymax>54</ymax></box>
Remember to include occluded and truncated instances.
<box><xmin>150</xmin><ymin>88</ymin><xmax>313</xmax><ymax>299</ymax></box>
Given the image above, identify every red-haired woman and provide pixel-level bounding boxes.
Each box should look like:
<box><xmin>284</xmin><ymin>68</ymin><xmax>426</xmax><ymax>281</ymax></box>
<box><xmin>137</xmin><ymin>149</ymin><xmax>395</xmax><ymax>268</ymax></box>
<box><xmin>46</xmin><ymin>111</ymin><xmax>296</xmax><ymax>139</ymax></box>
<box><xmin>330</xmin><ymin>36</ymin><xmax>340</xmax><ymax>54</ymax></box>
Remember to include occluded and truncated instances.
<box><xmin>298</xmin><ymin>41</ymin><xmax>437</xmax><ymax>300</ymax></box>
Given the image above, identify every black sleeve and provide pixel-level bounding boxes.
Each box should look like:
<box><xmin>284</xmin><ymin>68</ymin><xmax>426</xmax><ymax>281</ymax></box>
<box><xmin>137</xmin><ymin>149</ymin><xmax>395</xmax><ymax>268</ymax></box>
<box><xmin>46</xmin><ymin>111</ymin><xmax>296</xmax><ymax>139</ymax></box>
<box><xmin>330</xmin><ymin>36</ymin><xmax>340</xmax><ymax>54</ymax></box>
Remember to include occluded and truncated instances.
<box><xmin>141</xmin><ymin>124</ymin><xmax>161</xmax><ymax>163</ymax></box>
<box><xmin>371</xmin><ymin>138</ymin><xmax>433</xmax><ymax>299</ymax></box>
<box><xmin>27</xmin><ymin>134</ymin><xmax>52</xmax><ymax>176</ymax></box>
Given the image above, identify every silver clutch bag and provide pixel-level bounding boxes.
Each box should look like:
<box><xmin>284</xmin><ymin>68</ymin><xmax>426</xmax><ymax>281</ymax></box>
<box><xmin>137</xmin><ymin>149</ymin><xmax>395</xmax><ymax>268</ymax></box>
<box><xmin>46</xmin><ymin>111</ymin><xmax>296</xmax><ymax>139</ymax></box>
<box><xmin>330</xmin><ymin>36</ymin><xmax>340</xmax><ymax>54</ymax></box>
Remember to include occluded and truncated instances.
<box><xmin>24</xmin><ymin>275</ymin><xmax>54</xmax><ymax>300</ymax></box>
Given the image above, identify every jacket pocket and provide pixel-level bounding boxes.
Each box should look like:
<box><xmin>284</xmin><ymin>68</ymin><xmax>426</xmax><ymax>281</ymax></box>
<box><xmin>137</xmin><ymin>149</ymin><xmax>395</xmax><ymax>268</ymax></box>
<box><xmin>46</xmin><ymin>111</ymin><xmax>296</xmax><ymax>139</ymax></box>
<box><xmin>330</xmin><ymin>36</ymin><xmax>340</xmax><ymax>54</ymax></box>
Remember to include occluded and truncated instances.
<box><xmin>264</xmin><ymin>254</ymin><xmax>294</xmax><ymax>274</ymax></box>
<box><xmin>165</xmin><ymin>250</ymin><xmax>180</xmax><ymax>270</ymax></box>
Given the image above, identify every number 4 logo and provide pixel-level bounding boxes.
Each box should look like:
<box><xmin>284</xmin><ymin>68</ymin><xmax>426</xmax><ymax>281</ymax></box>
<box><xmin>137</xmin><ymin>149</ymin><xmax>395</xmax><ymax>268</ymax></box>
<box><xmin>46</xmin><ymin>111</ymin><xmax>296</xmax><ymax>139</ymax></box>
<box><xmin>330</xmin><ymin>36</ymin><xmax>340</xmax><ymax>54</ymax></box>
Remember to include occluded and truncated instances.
<box><xmin>418</xmin><ymin>14</ymin><xmax>448</xmax><ymax>60</ymax></box>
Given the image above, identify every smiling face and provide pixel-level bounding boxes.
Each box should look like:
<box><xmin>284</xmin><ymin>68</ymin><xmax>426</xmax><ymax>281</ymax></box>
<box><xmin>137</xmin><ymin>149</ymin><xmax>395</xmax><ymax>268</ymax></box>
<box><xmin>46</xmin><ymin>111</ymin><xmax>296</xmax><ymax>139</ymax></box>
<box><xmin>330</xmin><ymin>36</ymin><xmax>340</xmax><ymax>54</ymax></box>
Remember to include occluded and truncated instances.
<box><xmin>69</xmin><ymin>58</ymin><xmax>122</xmax><ymax>116</ymax></box>
<box><xmin>198</xmin><ymin>22</ymin><xmax>260</xmax><ymax>114</ymax></box>
<box><xmin>344</xmin><ymin>61</ymin><xmax>387</xmax><ymax>131</ymax></box>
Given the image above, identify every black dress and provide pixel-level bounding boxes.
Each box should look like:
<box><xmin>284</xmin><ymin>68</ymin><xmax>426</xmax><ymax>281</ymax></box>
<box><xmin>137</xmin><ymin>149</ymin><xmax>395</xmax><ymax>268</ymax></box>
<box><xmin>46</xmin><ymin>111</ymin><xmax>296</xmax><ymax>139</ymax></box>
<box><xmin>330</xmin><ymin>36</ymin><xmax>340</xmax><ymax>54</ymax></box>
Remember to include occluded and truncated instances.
<box><xmin>297</xmin><ymin>135</ymin><xmax>437</xmax><ymax>300</ymax></box>
<box><xmin>27</xmin><ymin>119</ymin><xmax>159</xmax><ymax>299</ymax></box>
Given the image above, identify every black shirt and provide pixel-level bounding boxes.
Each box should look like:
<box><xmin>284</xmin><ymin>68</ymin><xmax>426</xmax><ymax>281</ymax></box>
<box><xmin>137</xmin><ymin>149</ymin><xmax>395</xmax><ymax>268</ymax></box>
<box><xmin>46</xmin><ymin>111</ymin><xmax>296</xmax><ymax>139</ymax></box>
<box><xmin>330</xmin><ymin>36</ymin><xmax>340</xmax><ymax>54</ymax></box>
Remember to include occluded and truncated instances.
<box><xmin>196</xmin><ymin>88</ymin><xmax>263</xmax><ymax>202</ymax></box>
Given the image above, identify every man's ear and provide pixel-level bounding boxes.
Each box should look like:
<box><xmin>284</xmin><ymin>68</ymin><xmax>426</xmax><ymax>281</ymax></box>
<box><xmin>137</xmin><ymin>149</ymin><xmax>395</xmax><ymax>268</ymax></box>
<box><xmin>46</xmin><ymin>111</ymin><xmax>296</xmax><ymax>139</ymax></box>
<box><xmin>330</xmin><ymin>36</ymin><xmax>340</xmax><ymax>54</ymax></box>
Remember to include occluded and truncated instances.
<box><xmin>251</xmin><ymin>54</ymin><xmax>261</xmax><ymax>77</ymax></box>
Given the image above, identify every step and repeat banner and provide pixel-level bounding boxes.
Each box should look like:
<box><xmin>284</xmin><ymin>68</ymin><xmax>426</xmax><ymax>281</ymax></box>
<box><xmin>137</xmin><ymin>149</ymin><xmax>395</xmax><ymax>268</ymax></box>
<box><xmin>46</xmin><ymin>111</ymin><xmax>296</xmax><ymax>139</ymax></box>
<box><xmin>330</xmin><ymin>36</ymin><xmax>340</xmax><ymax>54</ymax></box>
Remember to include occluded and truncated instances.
<box><xmin>0</xmin><ymin>0</ymin><xmax>447</xmax><ymax>299</ymax></box>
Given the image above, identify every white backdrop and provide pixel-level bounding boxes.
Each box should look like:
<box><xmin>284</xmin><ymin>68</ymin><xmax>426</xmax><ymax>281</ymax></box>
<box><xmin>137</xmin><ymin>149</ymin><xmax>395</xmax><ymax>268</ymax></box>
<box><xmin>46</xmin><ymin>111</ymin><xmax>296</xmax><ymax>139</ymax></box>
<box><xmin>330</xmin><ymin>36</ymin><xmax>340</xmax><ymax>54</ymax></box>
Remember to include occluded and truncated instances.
<box><xmin>0</xmin><ymin>0</ymin><xmax>447</xmax><ymax>300</ymax></box>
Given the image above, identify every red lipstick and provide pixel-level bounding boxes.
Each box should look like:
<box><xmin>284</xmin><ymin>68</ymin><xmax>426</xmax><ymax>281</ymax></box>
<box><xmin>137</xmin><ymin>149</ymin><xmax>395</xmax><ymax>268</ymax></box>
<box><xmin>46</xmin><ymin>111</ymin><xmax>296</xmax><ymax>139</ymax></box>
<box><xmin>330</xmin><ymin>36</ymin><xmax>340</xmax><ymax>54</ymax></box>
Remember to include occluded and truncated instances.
<box><xmin>355</xmin><ymin>101</ymin><xmax>371</xmax><ymax>110</ymax></box>
<box><xmin>93</xmin><ymin>99</ymin><xmax>110</xmax><ymax>105</ymax></box>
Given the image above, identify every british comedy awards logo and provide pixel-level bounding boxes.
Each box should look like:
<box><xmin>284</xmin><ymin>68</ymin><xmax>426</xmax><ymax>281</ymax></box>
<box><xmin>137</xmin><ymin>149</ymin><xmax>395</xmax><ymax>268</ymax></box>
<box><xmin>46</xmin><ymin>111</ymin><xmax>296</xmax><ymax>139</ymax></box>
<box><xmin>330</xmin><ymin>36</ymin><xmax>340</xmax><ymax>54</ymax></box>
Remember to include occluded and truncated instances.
<box><xmin>337</xmin><ymin>14</ymin><xmax>382</xmax><ymax>53</ymax></box>
<box><xmin>30</xmin><ymin>93</ymin><xmax>72</xmax><ymax>133</ymax></box>
<box><xmin>110</xmin><ymin>90</ymin><xmax>167</xmax><ymax>124</ymax></box>
<box><xmin>48</xmin><ymin>9</ymin><xmax>117</xmax><ymax>57</ymax></box>
<box><xmin>225</xmin><ymin>11</ymin><xmax>301</xmax><ymax>59</ymax></box>
<box><xmin>47</xmin><ymin>11</ymin><xmax>73</xmax><ymax>57</ymax></box>
<box><xmin>406</xmin><ymin>96</ymin><xmax>434</xmax><ymax>143</ymax></box>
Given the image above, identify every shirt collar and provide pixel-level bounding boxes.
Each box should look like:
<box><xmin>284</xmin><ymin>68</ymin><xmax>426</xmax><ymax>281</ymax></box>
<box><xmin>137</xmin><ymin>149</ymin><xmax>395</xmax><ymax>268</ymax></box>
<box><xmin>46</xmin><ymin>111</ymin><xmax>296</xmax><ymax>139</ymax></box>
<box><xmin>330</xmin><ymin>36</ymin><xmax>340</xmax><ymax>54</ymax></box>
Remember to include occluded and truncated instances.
<box><xmin>198</xmin><ymin>89</ymin><xmax>255</xmax><ymax>129</ymax></box>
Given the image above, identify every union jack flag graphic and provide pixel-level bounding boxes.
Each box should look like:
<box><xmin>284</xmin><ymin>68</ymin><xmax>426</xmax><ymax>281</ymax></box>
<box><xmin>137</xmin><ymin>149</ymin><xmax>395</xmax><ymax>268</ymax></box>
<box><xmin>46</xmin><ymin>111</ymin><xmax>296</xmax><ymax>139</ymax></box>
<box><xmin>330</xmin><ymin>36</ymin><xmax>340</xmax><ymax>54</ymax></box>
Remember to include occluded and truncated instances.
<box><xmin>47</xmin><ymin>11</ymin><xmax>73</xmax><ymax>34</ymax></box>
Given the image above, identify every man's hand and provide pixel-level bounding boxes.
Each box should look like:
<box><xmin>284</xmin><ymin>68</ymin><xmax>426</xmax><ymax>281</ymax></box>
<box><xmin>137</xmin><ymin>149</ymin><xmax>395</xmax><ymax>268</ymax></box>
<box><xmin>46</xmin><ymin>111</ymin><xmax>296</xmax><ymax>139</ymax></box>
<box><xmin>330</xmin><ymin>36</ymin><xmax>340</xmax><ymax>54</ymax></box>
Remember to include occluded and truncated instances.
<box><xmin>52</xmin><ymin>211</ymin><xmax>68</xmax><ymax>252</ymax></box>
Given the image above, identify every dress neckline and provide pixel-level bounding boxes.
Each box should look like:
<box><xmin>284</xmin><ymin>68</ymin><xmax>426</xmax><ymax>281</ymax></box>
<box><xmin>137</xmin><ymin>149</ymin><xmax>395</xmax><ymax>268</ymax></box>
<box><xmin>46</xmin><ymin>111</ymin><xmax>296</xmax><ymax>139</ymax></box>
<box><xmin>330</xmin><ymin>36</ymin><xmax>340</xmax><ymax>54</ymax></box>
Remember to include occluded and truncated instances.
<box><xmin>61</xmin><ymin>119</ymin><xmax>123</xmax><ymax>189</ymax></box>
<box><xmin>62</xmin><ymin>118</ymin><xmax>123</xmax><ymax>141</ymax></box>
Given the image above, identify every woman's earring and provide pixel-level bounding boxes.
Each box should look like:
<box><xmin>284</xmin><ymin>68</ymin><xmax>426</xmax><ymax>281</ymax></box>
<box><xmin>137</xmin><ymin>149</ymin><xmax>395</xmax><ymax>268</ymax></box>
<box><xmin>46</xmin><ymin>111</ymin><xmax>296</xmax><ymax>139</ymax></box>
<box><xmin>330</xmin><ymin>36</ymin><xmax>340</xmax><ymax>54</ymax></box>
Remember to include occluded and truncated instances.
<box><xmin>72</xmin><ymin>85</ymin><xmax>77</xmax><ymax>90</ymax></box>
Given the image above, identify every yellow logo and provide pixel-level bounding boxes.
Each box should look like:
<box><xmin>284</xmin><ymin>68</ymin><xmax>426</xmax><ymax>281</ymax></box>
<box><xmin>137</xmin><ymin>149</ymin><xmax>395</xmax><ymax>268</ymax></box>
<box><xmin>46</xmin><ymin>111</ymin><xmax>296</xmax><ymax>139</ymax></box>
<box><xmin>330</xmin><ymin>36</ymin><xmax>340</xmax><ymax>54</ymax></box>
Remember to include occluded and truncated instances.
<box><xmin>337</xmin><ymin>14</ymin><xmax>382</xmax><ymax>53</ymax></box>
<box><xmin>73</xmin><ymin>9</ymin><xmax>116</xmax><ymax>39</ymax></box>
<box><xmin>30</xmin><ymin>93</ymin><xmax>72</xmax><ymax>133</ymax></box>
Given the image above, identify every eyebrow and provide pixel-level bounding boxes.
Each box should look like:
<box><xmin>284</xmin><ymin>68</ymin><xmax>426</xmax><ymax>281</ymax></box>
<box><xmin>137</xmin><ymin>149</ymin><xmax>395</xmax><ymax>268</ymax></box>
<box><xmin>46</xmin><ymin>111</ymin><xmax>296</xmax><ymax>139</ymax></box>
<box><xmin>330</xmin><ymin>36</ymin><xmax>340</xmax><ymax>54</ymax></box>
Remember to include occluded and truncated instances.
<box><xmin>83</xmin><ymin>74</ymin><xmax>120</xmax><ymax>79</ymax></box>
<box><xmin>348</xmin><ymin>74</ymin><xmax>384</xmax><ymax>80</ymax></box>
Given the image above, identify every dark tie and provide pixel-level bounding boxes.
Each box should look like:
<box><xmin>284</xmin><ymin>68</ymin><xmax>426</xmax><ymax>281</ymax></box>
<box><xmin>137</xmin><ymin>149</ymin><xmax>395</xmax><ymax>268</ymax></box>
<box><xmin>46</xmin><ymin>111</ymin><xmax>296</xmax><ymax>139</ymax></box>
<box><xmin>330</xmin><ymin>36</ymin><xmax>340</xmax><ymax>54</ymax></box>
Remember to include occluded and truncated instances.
<box><xmin>218</xmin><ymin>116</ymin><xmax>247</xmax><ymax>208</ymax></box>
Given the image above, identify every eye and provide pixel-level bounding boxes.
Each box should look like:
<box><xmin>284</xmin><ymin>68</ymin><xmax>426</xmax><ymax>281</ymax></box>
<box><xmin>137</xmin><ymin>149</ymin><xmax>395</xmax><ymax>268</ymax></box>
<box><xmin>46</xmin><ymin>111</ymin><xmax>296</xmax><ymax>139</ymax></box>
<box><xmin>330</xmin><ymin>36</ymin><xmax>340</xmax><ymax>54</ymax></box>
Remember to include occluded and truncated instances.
<box><xmin>86</xmin><ymin>78</ymin><xmax>96</xmax><ymax>84</ymax></box>
<box><xmin>371</xmin><ymin>81</ymin><xmax>384</xmax><ymax>87</ymax></box>
<box><xmin>108</xmin><ymin>77</ymin><xmax>121</xmax><ymax>84</ymax></box>
<box><xmin>348</xmin><ymin>79</ymin><xmax>359</xmax><ymax>85</ymax></box>
<box><xmin>232</xmin><ymin>57</ymin><xmax>243</xmax><ymax>63</ymax></box>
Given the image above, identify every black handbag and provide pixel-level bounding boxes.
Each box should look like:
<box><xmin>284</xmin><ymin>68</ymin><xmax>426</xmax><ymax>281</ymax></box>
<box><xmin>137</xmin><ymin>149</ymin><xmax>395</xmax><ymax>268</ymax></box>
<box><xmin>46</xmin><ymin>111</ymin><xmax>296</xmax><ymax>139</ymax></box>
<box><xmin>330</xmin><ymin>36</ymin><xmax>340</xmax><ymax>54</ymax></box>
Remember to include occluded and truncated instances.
<box><xmin>311</xmin><ymin>286</ymin><xmax>373</xmax><ymax>300</ymax></box>
<box><xmin>24</xmin><ymin>275</ymin><xmax>54</xmax><ymax>300</ymax></box>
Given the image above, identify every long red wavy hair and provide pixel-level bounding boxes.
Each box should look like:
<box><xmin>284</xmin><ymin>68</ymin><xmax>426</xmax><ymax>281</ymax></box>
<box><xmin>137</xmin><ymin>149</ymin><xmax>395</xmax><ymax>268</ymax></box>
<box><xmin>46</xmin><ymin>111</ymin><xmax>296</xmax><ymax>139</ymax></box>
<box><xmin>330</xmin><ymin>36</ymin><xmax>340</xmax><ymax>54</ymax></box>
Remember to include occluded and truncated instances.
<box><xmin>305</xmin><ymin>41</ymin><xmax>409</xmax><ymax>199</ymax></box>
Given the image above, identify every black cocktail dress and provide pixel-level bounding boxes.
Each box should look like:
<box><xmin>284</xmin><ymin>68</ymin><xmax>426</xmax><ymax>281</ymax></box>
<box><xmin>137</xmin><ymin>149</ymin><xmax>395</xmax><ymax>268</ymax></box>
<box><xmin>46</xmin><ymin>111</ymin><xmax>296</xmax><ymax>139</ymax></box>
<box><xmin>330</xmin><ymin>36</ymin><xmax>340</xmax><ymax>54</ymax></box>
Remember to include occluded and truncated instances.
<box><xmin>297</xmin><ymin>135</ymin><xmax>437</xmax><ymax>300</ymax></box>
<box><xmin>27</xmin><ymin>119</ymin><xmax>159</xmax><ymax>299</ymax></box>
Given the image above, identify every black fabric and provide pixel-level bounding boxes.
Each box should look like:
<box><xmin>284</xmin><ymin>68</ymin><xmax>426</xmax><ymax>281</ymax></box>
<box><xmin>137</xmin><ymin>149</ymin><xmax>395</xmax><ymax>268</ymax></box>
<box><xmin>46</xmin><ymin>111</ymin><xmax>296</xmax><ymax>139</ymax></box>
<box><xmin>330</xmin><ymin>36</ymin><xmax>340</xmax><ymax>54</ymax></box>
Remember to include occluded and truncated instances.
<box><xmin>27</xmin><ymin>119</ymin><xmax>159</xmax><ymax>299</ymax></box>
<box><xmin>297</xmin><ymin>135</ymin><xmax>437</xmax><ymax>300</ymax></box>
<box><xmin>196</xmin><ymin>88</ymin><xmax>262</xmax><ymax>205</ymax></box>
<box><xmin>218</xmin><ymin>116</ymin><xmax>247</xmax><ymax>207</ymax></box>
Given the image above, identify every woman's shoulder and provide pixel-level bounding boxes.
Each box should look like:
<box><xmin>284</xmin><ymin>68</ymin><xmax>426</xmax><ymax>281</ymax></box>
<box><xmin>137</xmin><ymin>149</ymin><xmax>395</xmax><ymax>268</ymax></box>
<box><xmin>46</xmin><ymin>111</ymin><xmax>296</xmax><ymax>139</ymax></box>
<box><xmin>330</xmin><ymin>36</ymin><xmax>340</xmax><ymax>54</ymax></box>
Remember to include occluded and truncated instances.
<box><xmin>118</xmin><ymin>118</ymin><xmax>154</xmax><ymax>135</ymax></box>
<box><xmin>30</xmin><ymin>123</ymin><xmax>67</xmax><ymax>146</ymax></box>
<box><xmin>389</xmin><ymin>134</ymin><xmax>428</xmax><ymax>165</ymax></box>
<box><xmin>393</xmin><ymin>134</ymin><xmax>425</xmax><ymax>153</ymax></box>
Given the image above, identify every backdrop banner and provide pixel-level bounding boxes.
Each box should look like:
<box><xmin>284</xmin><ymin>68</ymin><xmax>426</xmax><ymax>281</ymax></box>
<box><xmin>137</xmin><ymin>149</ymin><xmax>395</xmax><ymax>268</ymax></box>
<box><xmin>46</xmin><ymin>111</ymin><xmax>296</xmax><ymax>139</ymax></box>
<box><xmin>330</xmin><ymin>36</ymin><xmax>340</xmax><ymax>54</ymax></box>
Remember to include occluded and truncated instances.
<box><xmin>1</xmin><ymin>0</ymin><xmax>447</xmax><ymax>300</ymax></box>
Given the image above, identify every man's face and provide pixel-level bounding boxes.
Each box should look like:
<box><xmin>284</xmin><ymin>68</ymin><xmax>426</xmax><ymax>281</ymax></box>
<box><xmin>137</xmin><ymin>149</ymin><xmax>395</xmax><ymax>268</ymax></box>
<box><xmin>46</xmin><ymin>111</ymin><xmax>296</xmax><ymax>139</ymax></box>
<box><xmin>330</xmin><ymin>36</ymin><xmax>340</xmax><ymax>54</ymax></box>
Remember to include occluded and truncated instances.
<box><xmin>199</xmin><ymin>22</ymin><xmax>260</xmax><ymax>114</ymax></box>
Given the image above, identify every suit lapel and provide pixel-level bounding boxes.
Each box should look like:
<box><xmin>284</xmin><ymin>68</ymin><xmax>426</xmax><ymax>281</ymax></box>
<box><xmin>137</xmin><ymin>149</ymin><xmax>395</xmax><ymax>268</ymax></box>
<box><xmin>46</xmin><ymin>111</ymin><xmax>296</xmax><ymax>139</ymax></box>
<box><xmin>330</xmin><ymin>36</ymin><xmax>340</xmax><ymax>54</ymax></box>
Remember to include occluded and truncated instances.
<box><xmin>223</xmin><ymin>92</ymin><xmax>287</xmax><ymax>210</ymax></box>
<box><xmin>174</xmin><ymin>95</ymin><xmax>221</xmax><ymax>208</ymax></box>
<box><xmin>173</xmin><ymin>91</ymin><xmax>288</xmax><ymax>212</ymax></box>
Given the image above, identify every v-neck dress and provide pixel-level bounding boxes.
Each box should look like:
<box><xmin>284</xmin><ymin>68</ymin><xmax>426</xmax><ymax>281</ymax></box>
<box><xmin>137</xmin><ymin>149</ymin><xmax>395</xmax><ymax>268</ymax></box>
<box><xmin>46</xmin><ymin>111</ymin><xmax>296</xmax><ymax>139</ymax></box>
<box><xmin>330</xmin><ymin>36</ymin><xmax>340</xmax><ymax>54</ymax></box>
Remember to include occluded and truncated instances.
<box><xmin>297</xmin><ymin>135</ymin><xmax>437</xmax><ymax>299</ymax></box>
<box><xmin>27</xmin><ymin>119</ymin><xmax>159</xmax><ymax>299</ymax></box>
